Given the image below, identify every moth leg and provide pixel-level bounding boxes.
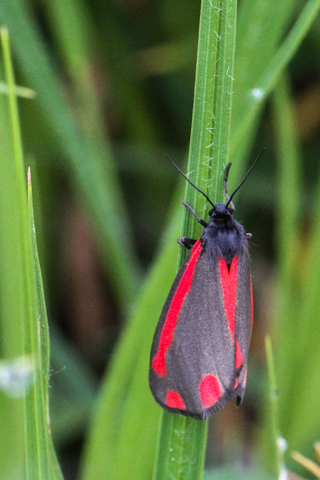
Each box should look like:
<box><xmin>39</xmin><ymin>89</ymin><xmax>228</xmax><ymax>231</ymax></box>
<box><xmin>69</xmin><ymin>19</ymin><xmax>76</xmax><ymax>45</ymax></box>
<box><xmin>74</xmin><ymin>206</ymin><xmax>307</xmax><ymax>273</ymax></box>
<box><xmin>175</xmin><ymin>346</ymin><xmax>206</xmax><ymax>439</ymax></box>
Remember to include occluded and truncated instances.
<box><xmin>246</xmin><ymin>233</ymin><xmax>252</xmax><ymax>240</ymax></box>
<box><xmin>181</xmin><ymin>200</ymin><xmax>208</xmax><ymax>227</ymax></box>
<box><xmin>177</xmin><ymin>237</ymin><xmax>197</xmax><ymax>249</ymax></box>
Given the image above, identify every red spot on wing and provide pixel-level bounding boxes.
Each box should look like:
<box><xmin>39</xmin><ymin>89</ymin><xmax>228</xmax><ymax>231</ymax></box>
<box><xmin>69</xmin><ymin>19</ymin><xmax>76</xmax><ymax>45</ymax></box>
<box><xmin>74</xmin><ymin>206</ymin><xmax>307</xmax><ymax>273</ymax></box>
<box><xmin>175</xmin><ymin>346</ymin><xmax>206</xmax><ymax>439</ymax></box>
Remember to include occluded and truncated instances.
<box><xmin>235</xmin><ymin>340</ymin><xmax>243</xmax><ymax>369</ymax></box>
<box><xmin>199</xmin><ymin>374</ymin><xmax>222</xmax><ymax>408</ymax></box>
<box><xmin>234</xmin><ymin>378</ymin><xmax>239</xmax><ymax>389</ymax></box>
<box><xmin>152</xmin><ymin>240</ymin><xmax>202</xmax><ymax>376</ymax></box>
<box><xmin>166</xmin><ymin>390</ymin><xmax>186</xmax><ymax>410</ymax></box>
<box><xmin>219</xmin><ymin>256</ymin><xmax>238</xmax><ymax>339</ymax></box>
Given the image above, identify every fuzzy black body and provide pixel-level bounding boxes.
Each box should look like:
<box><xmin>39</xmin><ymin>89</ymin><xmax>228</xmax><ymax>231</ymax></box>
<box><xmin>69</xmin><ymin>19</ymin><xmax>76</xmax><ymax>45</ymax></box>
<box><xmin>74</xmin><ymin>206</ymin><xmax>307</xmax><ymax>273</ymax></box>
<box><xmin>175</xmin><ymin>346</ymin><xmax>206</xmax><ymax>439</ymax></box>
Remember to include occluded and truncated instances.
<box><xmin>202</xmin><ymin>204</ymin><xmax>248</xmax><ymax>264</ymax></box>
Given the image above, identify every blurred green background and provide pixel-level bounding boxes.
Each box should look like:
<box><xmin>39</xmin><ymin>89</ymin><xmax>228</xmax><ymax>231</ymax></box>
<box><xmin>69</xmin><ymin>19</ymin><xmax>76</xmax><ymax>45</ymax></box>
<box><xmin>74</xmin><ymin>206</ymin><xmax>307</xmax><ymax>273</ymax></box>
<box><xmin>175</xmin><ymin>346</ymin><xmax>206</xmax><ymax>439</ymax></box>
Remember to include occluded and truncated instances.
<box><xmin>1</xmin><ymin>0</ymin><xmax>320</xmax><ymax>479</ymax></box>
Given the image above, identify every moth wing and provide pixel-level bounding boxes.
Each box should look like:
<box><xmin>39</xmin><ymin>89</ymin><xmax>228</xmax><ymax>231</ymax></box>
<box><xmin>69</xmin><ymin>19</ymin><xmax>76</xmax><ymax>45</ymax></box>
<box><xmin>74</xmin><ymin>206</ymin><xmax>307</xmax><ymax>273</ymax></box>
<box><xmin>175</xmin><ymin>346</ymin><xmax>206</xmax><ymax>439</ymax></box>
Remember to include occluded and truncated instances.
<box><xmin>150</xmin><ymin>240</ymin><xmax>252</xmax><ymax>420</ymax></box>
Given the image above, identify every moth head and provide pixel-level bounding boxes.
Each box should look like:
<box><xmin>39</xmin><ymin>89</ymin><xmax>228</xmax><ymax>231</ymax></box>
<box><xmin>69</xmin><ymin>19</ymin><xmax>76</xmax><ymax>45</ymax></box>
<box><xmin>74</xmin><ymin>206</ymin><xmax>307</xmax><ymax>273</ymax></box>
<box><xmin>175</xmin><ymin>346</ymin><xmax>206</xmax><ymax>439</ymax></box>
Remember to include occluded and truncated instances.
<box><xmin>209</xmin><ymin>204</ymin><xmax>233</xmax><ymax>218</ymax></box>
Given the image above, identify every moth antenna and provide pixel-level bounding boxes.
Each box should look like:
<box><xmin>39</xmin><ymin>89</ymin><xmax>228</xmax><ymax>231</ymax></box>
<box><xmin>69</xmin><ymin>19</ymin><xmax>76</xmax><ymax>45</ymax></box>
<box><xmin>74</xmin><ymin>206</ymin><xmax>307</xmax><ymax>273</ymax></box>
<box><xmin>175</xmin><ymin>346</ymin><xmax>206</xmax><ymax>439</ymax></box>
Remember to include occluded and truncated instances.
<box><xmin>224</xmin><ymin>163</ymin><xmax>234</xmax><ymax>209</ymax></box>
<box><xmin>226</xmin><ymin>148</ymin><xmax>266</xmax><ymax>208</ymax></box>
<box><xmin>166</xmin><ymin>155</ymin><xmax>215</xmax><ymax>208</ymax></box>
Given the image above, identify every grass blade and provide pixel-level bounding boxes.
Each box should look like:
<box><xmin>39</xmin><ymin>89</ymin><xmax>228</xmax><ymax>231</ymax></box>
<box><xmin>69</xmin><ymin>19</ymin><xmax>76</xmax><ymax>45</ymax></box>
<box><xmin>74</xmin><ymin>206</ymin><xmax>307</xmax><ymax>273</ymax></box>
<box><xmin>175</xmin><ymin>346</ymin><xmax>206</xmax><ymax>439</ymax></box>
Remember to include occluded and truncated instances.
<box><xmin>153</xmin><ymin>0</ymin><xmax>237</xmax><ymax>478</ymax></box>
<box><xmin>0</xmin><ymin>0</ymin><xmax>141</xmax><ymax>308</ymax></box>
<box><xmin>231</xmin><ymin>0</ymin><xmax>320</xmax><ymax>157</ymax></box>
<box><xmin>268</xmin><ymin>70</ymin><xmax>320</xmax><ymax>469</ymax></box>
<box><xmin>80</xmin><ymin>194</ymin><xmax>183</xmax><ymax>480</ymax></box>
<box><xmin>27</xmin><ymin>170</ymin><xmax>64</xmax><ymax>480</ymax></box>
<box><xmin>0</xmin><ymin>37</ymin><xmax>26</xmax><ymax>480</ymax></box>
<box><xmin>1</xmin><ymin>28</ymin><xmax>63</xmax><ymax>479</ymax></box>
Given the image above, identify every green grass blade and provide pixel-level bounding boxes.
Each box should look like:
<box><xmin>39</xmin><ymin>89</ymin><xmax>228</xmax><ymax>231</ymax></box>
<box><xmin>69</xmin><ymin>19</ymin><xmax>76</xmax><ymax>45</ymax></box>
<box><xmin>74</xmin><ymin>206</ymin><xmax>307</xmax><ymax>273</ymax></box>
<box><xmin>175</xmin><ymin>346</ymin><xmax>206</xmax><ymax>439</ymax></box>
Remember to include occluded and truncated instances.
<box><xmin>265</xmin><ymin>337</ymin><xmax>283</xmax><ymax>477</ymax></box>
<box><xmin>229</xmin><ymin>0</ymin><xmax>298</xmax><ymax>180</ymax></box>
<box><xmin>27</xmin><ymin>171</ymin><xmax>64</xmax><ymax>480</ymax></box>
<box><xmin>272</xmin><ymin>74</ymin><xmax>301</xmax><ymax>279</ymax></box>
<box><xmin>0</xmin><ymin>37</ymin><xmax>26</xmax><ymax>480</ymax></box>
<box><xmin>186</xmin><ymin>0</ymin><xmax>237</xmax><ymax>212</ymax></box>
<box><xmin>0</xmin><ymin>0</ymin><xmax>141</xmax><ymax>308</ymax></box>
<box><xmin>204</xmin><ymin>470</ymin><xmax>276</xmax><ymax>480</ymax></box>
<box><xmin>44</xmin><ymin>0</ymin><xmax>106</xmax><ymax>144</ymax></box>
<box><xmin>270</xmin><ymin>74</ymin><xmax>301</xmax><ymax>420</ymax></box>
<box><xmin>226</xmin><ymin>0</ymin><xmax>299</xmax><ymax>186</ymax></box>
<box><xmin>269</xmin><ymin>76</ymin><xmax>301</xmax><ymax>449</ymax></box>
<box><xmin>231</xmin><ymin>0</ymin><xmax>320</xmax><ymax>157</ymax></box>
<box><xmin>1</xmin><ymin>28</ymin><xmax>63</xmax><ymax>479</ymax></box>
<box><xmin>3</xmin><ymin>26</ymin><xmax>44</xmax><ymax>477</ymax></box>
<box><xmin>268</xmin><ymin>71</ymin><xmax>320</xmax><ymax>468</ymax></box>
<box><xmin>276</xmin><ymin>167</ymin><xmax>320</xmax><ymax>454</ymax></box>
<box><xmin>80</xmin><ymin>194</ymin><xmax>183</xmax><ymax>480</ymax></box>
<box><xmin>257</xmin><ymin>0</ymin><xmax>320</xmax><ymax>96</ymax></box>
<box><xmin>154</xmin><ymin>411</ymin><xmax>208</xmax><ymax>479</ymax></box>
<box><xmin>154</xmin><ymin>411</ymin><xmax>207</xmax><ymax>480</ymax></box>
<box><xmin>153</xmin><ymin>0</ymin><xmax>237</xmax><ymax>478</ymax></box>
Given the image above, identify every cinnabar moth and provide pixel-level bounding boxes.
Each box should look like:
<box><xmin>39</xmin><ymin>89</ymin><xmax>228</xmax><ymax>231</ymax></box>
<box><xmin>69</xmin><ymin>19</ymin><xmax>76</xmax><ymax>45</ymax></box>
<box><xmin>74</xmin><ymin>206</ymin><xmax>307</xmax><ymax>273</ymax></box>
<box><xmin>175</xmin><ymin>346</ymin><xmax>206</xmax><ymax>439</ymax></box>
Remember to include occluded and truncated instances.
<box><xmin>149</xmin><ymin>156</ymin><xmax>262</xmax><ymax>420</ymax></box>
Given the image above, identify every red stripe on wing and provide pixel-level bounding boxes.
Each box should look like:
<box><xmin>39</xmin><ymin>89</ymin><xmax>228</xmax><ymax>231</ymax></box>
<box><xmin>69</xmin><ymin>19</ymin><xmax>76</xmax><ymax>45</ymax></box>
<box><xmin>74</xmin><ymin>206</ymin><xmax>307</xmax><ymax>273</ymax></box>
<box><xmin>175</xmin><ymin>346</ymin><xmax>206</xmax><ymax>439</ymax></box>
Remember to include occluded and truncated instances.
<box><xmin>152</xmin><ymin>240</ymin><xmax>202</xmax><ymax>376</ymax></box>
<box><xmin>219</xmin><ymin>255</ymin><xmax>238</xmax><ymax>339</ymax></box>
